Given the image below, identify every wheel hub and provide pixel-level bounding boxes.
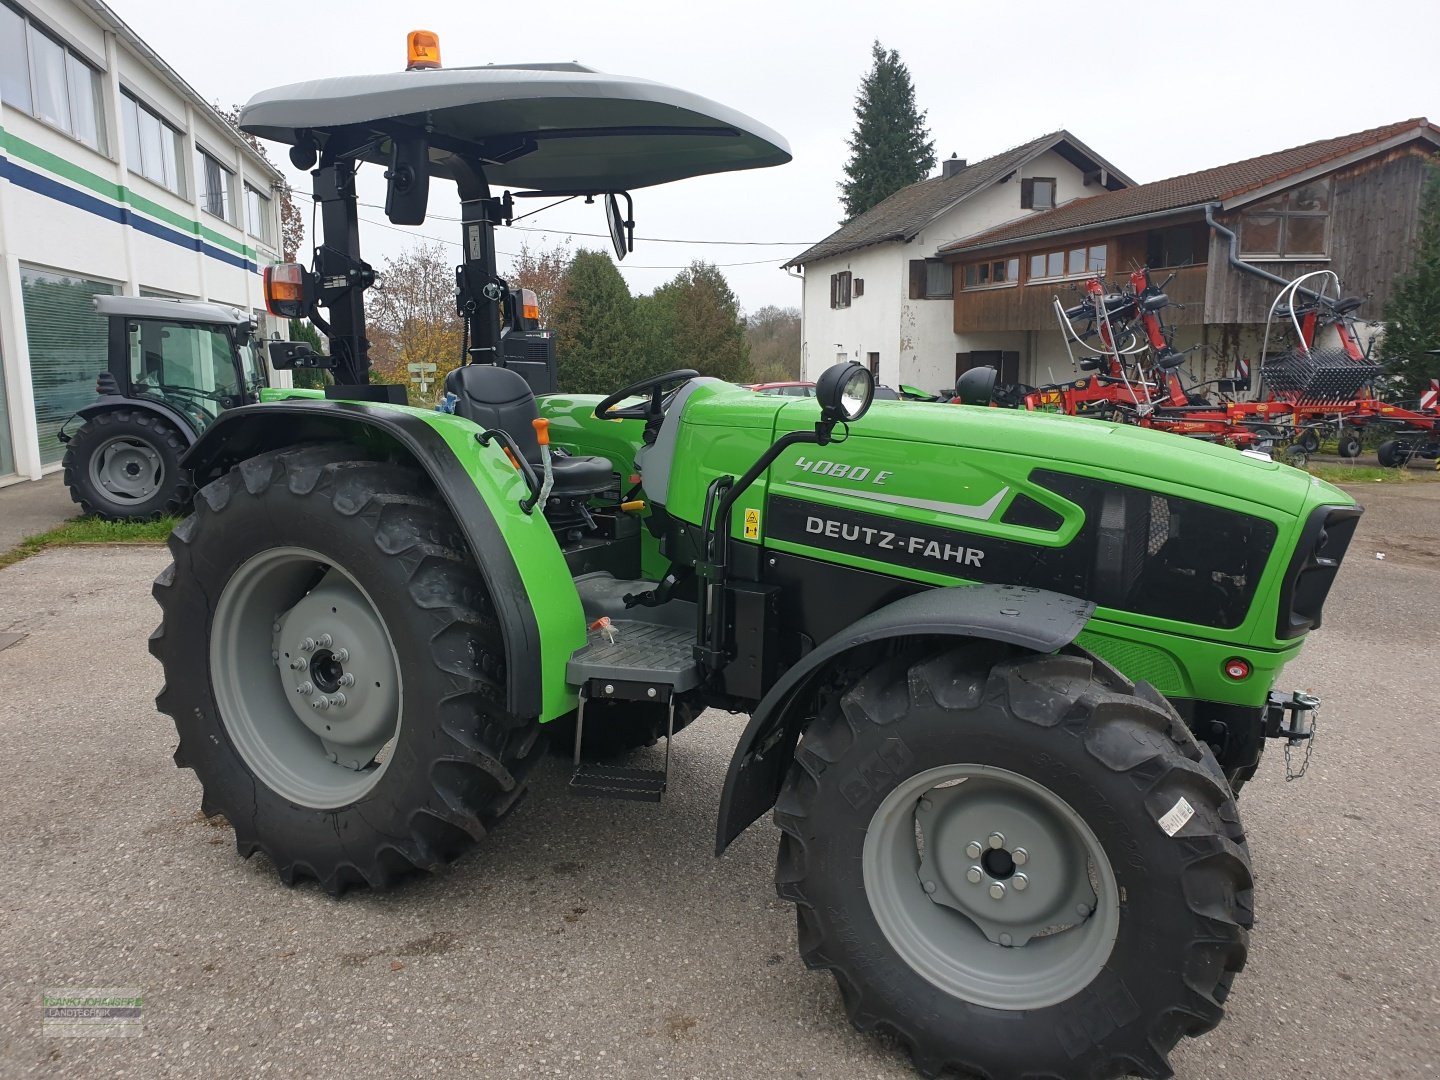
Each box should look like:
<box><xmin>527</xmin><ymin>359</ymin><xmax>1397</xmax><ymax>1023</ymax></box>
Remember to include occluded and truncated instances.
<box><xmin>272</xmin><ymin>568</ymin><xmax>399</xmax><ymax>771</ymax></box>
<box><xmin>914</xmin><ymin>782</ymin><xmax>1097</xmax><ymax>947</ymax></box>
<box><xmin>91</xmin><ymin>437</ymin><xmax>162</xmax><ymax>501</ymax></box>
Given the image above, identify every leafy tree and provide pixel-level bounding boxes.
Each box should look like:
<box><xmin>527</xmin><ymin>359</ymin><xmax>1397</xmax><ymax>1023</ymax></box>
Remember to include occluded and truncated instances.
<box><xmin>1379</xmin><ymin>168</ymin><xmax>1440</xmax><ymax>397</ymax></box>
<box><xmin>745</xmin><ymin>306</ymin><xmax>802</xmax><ymax>383</ymax></box>
<box><xmin>645</xmin><ymin>261</ymin><xmax>751</xmax><ymax>383</ymax></box>
<box><xmin>550</xmin><ymin>250</ymin><xmax>645</xmax><ymax>393</ymax></box>
<box><xmin>286</xmin><ymin>318</ymin><xmax>328</xmax><ymax>390</ymax></box>
<box><xmin>839</xmin><ymin>42</ymin><xmax>935</xmax><ymax>223</ymax></box>
<box><xmin>365</xmin><ymin>241</ymin><xmax>461</xmax><ymax>403</ymax></box>
<box><xmin>507</xmin><ymin>238</ymin><xmax>573</xmax><ymax>320</ymax></box>
<box><xmin>218</xmin><ymin>105</ymin><xmax>305</xmax><ymax>261</ymax></box>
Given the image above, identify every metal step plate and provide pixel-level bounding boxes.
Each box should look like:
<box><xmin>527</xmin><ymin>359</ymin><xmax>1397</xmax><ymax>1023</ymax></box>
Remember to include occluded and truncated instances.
<box><xmin>569</xmin><ymin>763</ymin><xmax>667</xmax><ymax>802</ymax></box>
<box><xmin>566</xmin><ymin>620</ymin><xmax>701</xmax><ymax>693</ymax></box>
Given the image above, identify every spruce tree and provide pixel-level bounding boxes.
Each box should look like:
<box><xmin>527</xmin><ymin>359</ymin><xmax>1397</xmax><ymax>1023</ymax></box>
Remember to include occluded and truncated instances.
<box><xmin>1379</xmin><ymin>168</ymin><xmax>1440</xmax><ymax>397</ymax></box>
<box><xmin>550</xmin><ymin>250</ymin><xmax>644</xmax><ymax>394</ymax></box>
<box><xmin>839</xmin><ymin>42</ymin><xmax>936</xmax><ymax>223</ymax></box>
<box><xmin>644</xmin><ymin>262</ymin><xmax>751</xmax><ymax>384</ymax></box>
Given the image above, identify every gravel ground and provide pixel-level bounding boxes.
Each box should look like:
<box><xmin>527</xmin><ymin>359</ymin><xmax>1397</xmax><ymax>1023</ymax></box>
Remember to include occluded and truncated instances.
<box><xmin>0</xmin><ymin>486</ymin><xmax>1437</xmax><ymax>1079</ymax></box>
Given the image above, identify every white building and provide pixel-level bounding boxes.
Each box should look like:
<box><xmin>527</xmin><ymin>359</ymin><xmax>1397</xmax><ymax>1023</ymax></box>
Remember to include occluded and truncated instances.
<box><xmin>0</xmin><ymin>0</ymin><xmax>288</xmax><ymax>485</ymax></box>
<box><xmin>786</xmin><ymin>132</ymin><xmax>1131</xmax><ymax>395</ymax></box>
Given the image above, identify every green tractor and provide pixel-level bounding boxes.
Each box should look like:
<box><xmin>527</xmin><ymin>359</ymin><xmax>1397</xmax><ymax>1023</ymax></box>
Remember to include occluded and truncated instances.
<box><xmin>61</xmin><ymin>297</ymin><xmax>270</xmax><ymax>520</ymax></box>
<box><xmin>150</xmin><ymin>43</ymin><xmax>1360</xmax><ymax>1080</ymax></box>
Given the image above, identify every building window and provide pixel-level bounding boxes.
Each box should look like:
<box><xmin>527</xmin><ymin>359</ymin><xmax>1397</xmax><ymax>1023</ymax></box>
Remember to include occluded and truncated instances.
<box><xmin>19</xmin><ymin>267</ymin><xmax>118</xmax><ymax>465</ymax></box>
<box><xmin>867</xmin><ymin>352</ymin><xmax>880</xmax><ymax>377</ymax></box>
<box><xmin>830</xmin><ymin>271</ymin><xmax>852</xmax><ymax>309</ymax></box>
<box><xmin>1021</xmin><ymin>177</ymin><xmax>1057</xmax><ymax>210</ymax></box>
<box><xmin>1027</xmin><ymin>245</ymin><xmax>1106</xmax><ymax>281</ymax></box>
<box><xmin>853</xmin><ymin>278</ymin><xmax>865</xmax><ymax>298</ymax></box>
<box><xmin>1240</xmin><ymin>180</ymin><xmax>1332</xmax><ymax>258</ymax></box>
<box><xmin>962</xmin><ymin>257</ymin><xmax>1021</xmax><ymax>290</ymax></box>
<box><xmin>0</xmin><ymin>4</ymin><xmax>108</xmax><ymax>154</ymax></box>
<box><xmin>1144</xmin><ymin>225</ymin><xmax>1205</xmax><ymax>268</ymax></box>
<box><xmin>245</xmin><ymin>184</ymin><xmax>274</xmax><ymax>245</ymax></box>
<box><xmin>908</xmin><ymin>259</ymin><xmax>954</xmax><ymax>299</ymax></box>
<box><xmin>198</xmin><ymin>149</ymin><xmax>236</xmax><ymax>223</ymax></box>
<box><xmin>122</xmin><ymin>91</ymin><xmax>186</xmax><ymax>196</ymax></box>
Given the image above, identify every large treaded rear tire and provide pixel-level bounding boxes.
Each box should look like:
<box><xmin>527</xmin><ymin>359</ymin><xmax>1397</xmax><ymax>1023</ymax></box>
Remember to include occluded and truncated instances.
<box><xmin>774</xmin><ymin>642</ymin><xmax>1252</xmax><ymax>1080</ymax></box>
<box><xmin>150</xmin><ymin>443</ymin><xmax>542</xmax><ymax>894</ymax></box>
<box><xmin>62</xmin><ymin>409</ymin><xmax>192</xmax><ymax>521</ymax></box>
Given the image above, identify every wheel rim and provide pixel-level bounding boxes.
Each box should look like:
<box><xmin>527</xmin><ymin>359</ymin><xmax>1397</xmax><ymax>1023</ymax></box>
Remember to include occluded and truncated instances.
<box><xmin>862</xmin><ymin>764</ymin><xmax>1120</xmax><ymax>1011</ymax></box>
<box><xmin>210</xmin><ymin>547</ymin><xmax>403</xmax><ymax>809</ymax></box>
<box><xmin>90</xmin><ymin>436</ymin><xmax>163</xmax><ymax>502</ymax></box>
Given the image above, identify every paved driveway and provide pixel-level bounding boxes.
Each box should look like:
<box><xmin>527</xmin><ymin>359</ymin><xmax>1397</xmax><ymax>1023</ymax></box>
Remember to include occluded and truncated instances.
<box><xmin>0</xmin><ymin>486</ymin><xmax>1436</xmax><ymax>1079</ymax></box>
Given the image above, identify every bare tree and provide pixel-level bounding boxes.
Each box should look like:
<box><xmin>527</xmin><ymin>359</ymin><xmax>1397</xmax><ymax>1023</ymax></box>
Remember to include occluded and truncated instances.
<box><xmin>217</xmin><ymin>105</ymin><xmax>306</xmax><ymax>262</ymax></box>
<box><xmin>507</xmin><ymin>238</ymin><xmax>574</xmax><ymax>320</ymax></box>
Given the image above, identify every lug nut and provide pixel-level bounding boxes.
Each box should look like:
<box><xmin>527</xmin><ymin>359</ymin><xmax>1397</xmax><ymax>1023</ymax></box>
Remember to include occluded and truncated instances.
<box><xmin>1013</xmin><ymin>874</ymin><xmax>1029</xmax><ymax>892</ymax></box>
<box><xmin>296</xmin><ymin>682</ymin><xmax>313</xmax><ymax>695</ymax></box>
<box><xmin>313</xmin><ymin>696</ymin><xmax>331</xmax><ymax>711</ymax></box>
<box><xmin>966</xmin><ymin>866</ymin><xmax>983</xmax><ymax>884</ymax></box>
<box><xmin>965</xmin><ymin>841</ymin><xmax>982</xmax><ymax>860</ymax></box>
<box><xmin>338</xmin><ymin>673</ymin><xmax>355</xmax><ymax>687</ymax></box>
<box><xmin>987</xmin><ymin>832</ymin><xmax>1005</xmax><ymax>850</ymax></box>
<box><xmin>317</xmin><ymin>634</ymin><xmax>333</xmax><ymax>647</ymax></box>
<box><xmin>1012</xmin><ymin>847</ymin><xmax>1029</xmax><ymax>866</ymax></box>
<box><xmin>301</xmin><ymin>637</ymin><xmax>316</xmax><ymax>652</ymax></box>
<box><xmin>333</xmin><ymin>648</ymin><xmax>349</xmax><ymax>663</ymax></box>
<box><xmin>989</xmin><ymin>882</ymin><xmax>1006</xmax><ymax>900</ymax></box>
<box><xmin>290</xmin><ymin>658</ymin><xmax>308</xmax><ymax>671</ymax></box>
<box><xmin>332</xmin><ymin>693</ymin><xmax>347</xmax><ymax>708</ymax></box>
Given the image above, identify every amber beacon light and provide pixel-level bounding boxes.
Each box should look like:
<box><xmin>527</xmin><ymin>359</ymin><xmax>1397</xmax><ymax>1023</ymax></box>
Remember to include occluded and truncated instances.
<box><xmin>406</xmin><ymin>30</ymin><xmax>442</xmax><ymax>70</ymax></box>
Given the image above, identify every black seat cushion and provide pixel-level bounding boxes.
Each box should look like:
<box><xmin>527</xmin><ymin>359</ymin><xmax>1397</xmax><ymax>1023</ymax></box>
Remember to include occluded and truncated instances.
<box><xmin>446</xmin><ymin>365</ymin><xmax>612</xmax><ymax>494</ymax></box>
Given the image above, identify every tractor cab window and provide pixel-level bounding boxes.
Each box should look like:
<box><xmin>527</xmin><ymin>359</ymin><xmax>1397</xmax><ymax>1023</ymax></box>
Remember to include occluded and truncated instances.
<box><xmin>127</xmin><ymin>319</ymin><xmax>242</xmax><ymax>431</ymax></box>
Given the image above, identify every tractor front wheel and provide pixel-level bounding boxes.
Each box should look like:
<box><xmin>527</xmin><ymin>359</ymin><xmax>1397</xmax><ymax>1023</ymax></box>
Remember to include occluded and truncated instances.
<box><xmin>151</xmin><ymin>443</ymin><xmax>542</xmax><ymax>894</ymax></box>
<box><xmin>774</xmin><ymin>643</ymin><xmax>1252</xmax><ymax>1080</ymax></box>
<box><xmin>62</xmin><ymin>409</ymin><xmax>191</xmax><ymax>520</ymax></box>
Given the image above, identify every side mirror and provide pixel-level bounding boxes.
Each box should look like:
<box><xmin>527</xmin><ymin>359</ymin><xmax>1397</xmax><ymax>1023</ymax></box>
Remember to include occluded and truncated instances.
<box><xmin>605</xmin><ymin>192</ymin><xmax>633</xmax><ymax>261</ymax></box>
<box><xmin>268</xmin><ymin>341</ymin><xmax>332</xmax><ymax>370</ymax></box>
<box><xmin>385</xmin><ymin>137</ymin><xmax>430</xmax><ymax>226</ymax></box>
<box><xmin>955</xmin><ymin>365</ymin><xmax>997</xmax><ymax>405</ymax></box>
<box><xmin>815</xmin><ymin>361</ymin><xmax>874</xmax><ymax>436</ymax></box>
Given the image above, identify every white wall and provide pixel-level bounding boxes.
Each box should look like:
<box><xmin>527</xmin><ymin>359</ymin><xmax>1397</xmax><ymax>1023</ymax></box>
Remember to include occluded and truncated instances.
<box><xmin>0</xmin><ymin>0</ymin><xmax>287</xmax><ymax>481</ymax></box>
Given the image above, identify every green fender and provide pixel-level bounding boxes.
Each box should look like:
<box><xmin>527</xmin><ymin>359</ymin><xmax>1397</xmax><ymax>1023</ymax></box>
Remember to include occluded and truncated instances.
<box><xmin>182</xmin><ymin>399</ymin><xmax>585</xmax><ymax>722</ymax></box>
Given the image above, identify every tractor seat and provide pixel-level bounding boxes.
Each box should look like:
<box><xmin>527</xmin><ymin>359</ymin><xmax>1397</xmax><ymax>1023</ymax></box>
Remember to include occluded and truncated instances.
<box><xmin>445</xmin><ymin>365</ymin><xmax>613</xmax><ymax>495</ymax></box>
<box><xmin>1334</xmin><ymin>295</ymin><xmax>1364</xmax><ymax>315</ymax></box>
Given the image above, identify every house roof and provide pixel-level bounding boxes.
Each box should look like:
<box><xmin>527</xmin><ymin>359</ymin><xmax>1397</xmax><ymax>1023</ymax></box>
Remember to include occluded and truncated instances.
<box><xmin>783</xmin><ymin>131</ymin><xmax>1130</xmax><ymax>268</ymax></box>
<box><xmin>942</xmin><ymin>118</ymin><xmax>1440</xmax><ymax>256</ymax></box>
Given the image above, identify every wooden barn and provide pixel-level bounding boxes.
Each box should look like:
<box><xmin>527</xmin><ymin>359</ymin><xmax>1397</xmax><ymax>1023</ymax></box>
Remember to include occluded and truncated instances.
<box><xmin>937</xmin><ymin>119</ymin><xmax>1440</xmax><ymax>392</ymax></box>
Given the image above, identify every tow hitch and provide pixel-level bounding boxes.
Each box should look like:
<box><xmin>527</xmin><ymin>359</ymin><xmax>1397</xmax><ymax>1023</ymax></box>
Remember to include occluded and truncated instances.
<box><xmin>1266</xmin><ymin>690</ymin><xmax>1320</xmax><ymax>780</ymax></box>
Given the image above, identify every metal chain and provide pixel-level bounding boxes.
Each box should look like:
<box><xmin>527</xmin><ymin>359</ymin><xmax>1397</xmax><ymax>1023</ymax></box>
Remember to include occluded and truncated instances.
<box><xmin>1284</xmin><ymin>708</ymin><xmax>1318</xmax><ymax>781</ymax></box>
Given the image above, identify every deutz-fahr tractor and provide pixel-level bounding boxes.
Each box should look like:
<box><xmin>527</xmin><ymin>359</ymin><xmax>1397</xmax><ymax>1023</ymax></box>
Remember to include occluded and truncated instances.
<box><xmin>150</xmin><ymin>36</ymin><xmax>1361</xmax><ymax>1080</ymax></box>
<box><xmin>61</xmin><ymin>296</ymin><xmax>268</xmax><ymax>520</ymax></box>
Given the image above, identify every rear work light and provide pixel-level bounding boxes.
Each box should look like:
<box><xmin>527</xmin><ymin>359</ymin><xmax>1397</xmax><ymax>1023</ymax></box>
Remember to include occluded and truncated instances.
<box><xmin>263</xmin><ymin>263</ymin><xmax>315</xmax><ymax>319</ymax></box>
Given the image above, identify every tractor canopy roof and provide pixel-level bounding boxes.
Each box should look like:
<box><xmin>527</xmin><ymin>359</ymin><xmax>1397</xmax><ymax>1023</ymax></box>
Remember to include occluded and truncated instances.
<box><xmin>238</xmin><ymin>63</ymin><xmax>791</xmax><ymax>193</ymax></box>
<box><xmin>95</xmin><ymin>295</ymin><xmax>252</xmax><ymax>327</ymax></box>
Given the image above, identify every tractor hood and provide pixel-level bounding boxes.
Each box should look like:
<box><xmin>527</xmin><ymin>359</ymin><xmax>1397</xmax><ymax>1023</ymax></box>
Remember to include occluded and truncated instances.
<box><xmin>238</xmin><ymin>64</ymin><xmax>791</xmax><ymax>193</ymax></box>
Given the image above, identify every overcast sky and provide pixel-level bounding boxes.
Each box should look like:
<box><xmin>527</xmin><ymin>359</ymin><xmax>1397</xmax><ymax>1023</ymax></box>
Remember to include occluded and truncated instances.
<box><xmin>115</xmin><ymin>0</ymin><xmax>1437</xmax><ymax>315</ymax></box>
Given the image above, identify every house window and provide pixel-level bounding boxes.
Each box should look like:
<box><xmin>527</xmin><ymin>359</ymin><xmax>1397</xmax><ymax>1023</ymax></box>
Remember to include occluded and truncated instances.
<box><xmin>1145</xmin><ymin>225</ymin><xmax>1203</xmax><ymax>268</ymax></box>
<box><xmin>1240</xmin><ymin>180</ymin><xmax>1332</xmax><ymax>258</ymax></box>
<box><xmin>1021</xmin><ymin>177</ymin><xmax>1057</xmax><ymax>210</ymax></box>
<box><xmin>19</xmin><ymin>266</ymin><xmax>118</xmax><ymax>465</ymax></box>
<box><xmin>1</xmin><ymin>4</ymin><xmax>108</xmax><ymax>153</ymax></box>
<box><xmin>962</xmin><ymin>257</ymin><xmax>1021</xmax><ymax>290</ymax></box>
<box><xmin>122</xmin><ymin>91</ymin><xmax>186</xmax><ymax>196</ymax></box>
<box><xmin>867</xmin><ymin>352</ymin><xmax>880</xmax><ymax>377</ymax></box>
<box><xmin>198</xmin><ymin>149</ymin><xmax>236</xmax><ymax>223</ymax></box>
<box><xmin>1027</xmin><ymin>245</ymin><xmax>1105</xmax><ymax>281</ymax></box>
<box><xmin>830</xmin><ymin>271</ymin><xmax>852</xmax><ymax>309</ymax></box>
<box><xmin>926</xmin><ymin>260</ymin><xmax>953</xmax><ymax>298</ymax></box>
<box><xmin>245</xmin><ymin>184</ymin><xmax>274</xmax><ymax>245</ymax></box>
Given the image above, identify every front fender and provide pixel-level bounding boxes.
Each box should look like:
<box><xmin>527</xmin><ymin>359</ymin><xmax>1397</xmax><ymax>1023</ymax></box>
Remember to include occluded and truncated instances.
<box><xmin>75</xmin><ymin>398</ymin><xmax>199</xmax><ymax>444</ymax></box>
<box><xmin>714</xmin><ymin>584</ymin><xmax>1095</xmax><ymax>854</ymax></box>
<box><xmin>183</xmin><ymin>401</ymin><xmax>586</xmax><ymax>722</ymax></box>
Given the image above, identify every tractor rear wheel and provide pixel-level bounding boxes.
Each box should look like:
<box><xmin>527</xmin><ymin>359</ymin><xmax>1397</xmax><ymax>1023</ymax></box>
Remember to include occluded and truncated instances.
<box><xmin>151</xmin><ymin>442</ymin><xmax>541</xmax><ymax>894</ymax></box>
<box><xmin>774</xmin><ymin>643</ymin><xmax>1252</xmax><ymax>1080</ymax></box>
<box><xmin>63</xmin><ymin>409</ymin><xmax>191</xmax><ymax>521</ymax></box>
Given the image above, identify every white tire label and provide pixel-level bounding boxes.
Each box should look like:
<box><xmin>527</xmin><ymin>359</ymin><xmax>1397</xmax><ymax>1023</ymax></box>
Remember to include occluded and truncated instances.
<box><xmin>1158</xmin><ymin>797</ymin><xmax>1195</xmax><ymax>836</ymax></box>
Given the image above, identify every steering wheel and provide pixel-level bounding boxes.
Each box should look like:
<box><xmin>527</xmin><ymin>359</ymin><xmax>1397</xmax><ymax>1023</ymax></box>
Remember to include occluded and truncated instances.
<box><xmin>594</xmin><ymin>369</ymin><xmax>700</xmax><ymax>422</ymax></box>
